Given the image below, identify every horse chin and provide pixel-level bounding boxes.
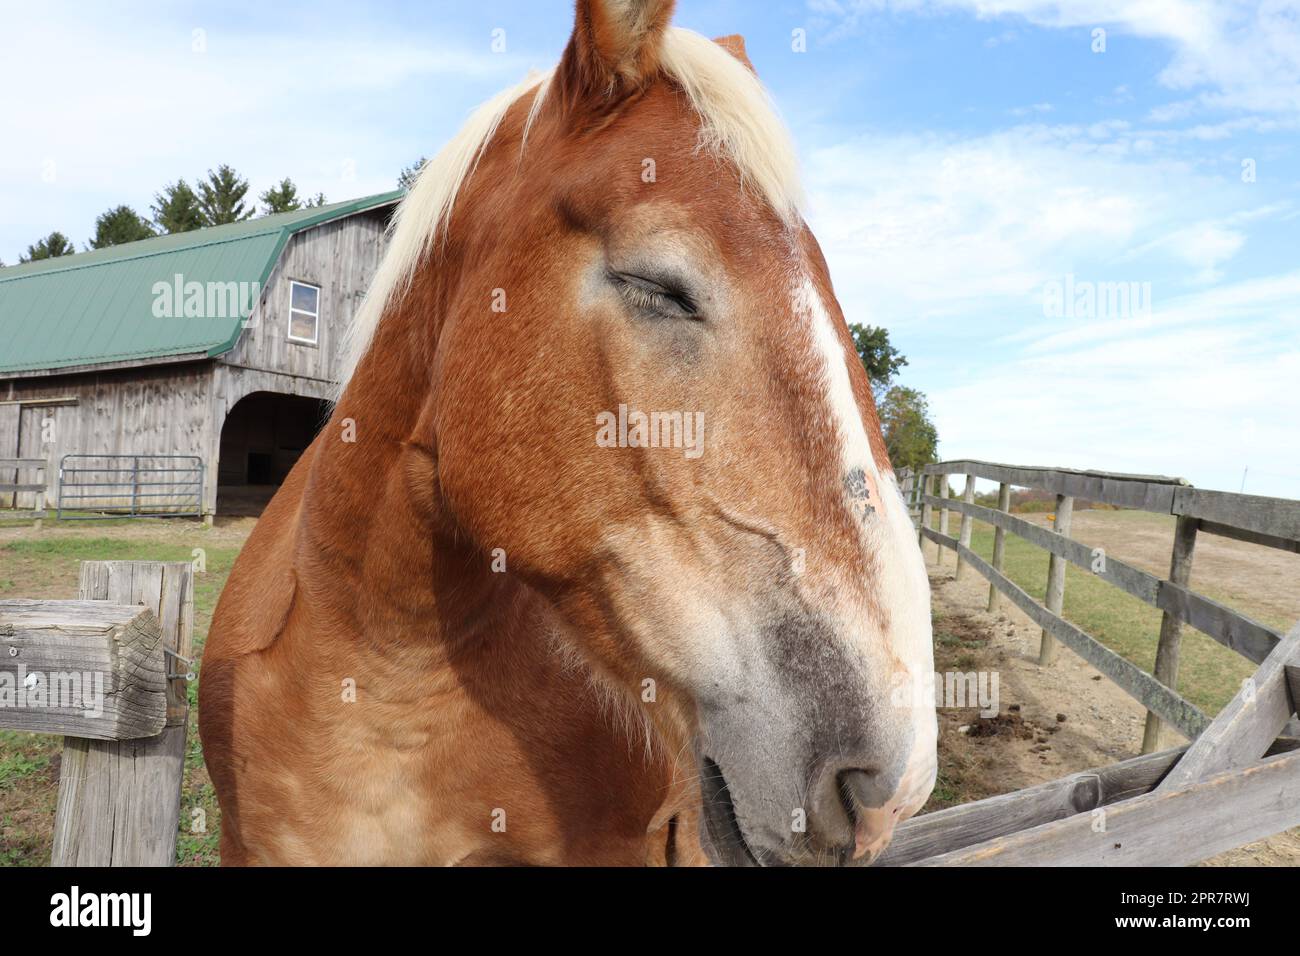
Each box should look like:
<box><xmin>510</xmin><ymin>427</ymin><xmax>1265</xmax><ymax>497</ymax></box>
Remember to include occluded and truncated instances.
<box><xmin>698</xmin><ymin>756</ymin><xmax>764</xmax><ymax>867</ymax></box>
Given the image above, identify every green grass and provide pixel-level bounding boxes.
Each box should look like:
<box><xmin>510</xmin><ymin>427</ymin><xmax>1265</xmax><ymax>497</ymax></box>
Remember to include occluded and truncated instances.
<box><xmin>963</xmin><ymin>520</ymin><xmax>1257</xmax><ymax>715</ymax></box>
<box><xmin>0</xmin><ymin>734</ymin><xmax>50</xmax><ymax>792</ymax></box>
<box><xmin>1</xmin><ymin>536</ymin><xmax>240</xmax><ymax>635</ymax></box>
<box><xmin>0</xmin><ymin>531</ymin><xmax>245</xmax><ymax>865</ymax></box>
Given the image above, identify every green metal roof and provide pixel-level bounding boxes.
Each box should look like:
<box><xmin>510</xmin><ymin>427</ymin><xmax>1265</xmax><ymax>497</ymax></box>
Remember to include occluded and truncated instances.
<box><xmin>0</xmin><ymin>190</ymin><xmax>403</xmax><ymax>376</ymax></box>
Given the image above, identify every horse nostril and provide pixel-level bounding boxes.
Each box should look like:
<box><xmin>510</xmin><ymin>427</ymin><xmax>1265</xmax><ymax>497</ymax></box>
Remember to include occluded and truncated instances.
<box><xmin>839</xmin><ymin>768</ymin><xmax>892</xmax><ymax>813</ymax></box>
<box><xmin>837</xmin><ymin>768</ymin><xmax>903</xmax><ymax>862</ymax></box>
<box><xmin>807</xmin><ymin>764</ymin><xmax>904</xmax><ymax>862</ymax></box>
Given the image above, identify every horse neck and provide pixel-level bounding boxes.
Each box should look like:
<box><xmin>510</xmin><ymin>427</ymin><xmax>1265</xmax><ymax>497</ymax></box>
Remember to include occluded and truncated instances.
<box><xmin>300</xmin><ymin>266</ymin><xmax>523</xmax><ymax>655</ymax></box>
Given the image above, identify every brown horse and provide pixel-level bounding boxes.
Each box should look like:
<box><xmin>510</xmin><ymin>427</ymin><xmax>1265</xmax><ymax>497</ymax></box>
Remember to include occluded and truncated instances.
<box><xmin>199</xmin><ymin>0</ymin><xmax>937</xmax><ymax>866</ymax></box>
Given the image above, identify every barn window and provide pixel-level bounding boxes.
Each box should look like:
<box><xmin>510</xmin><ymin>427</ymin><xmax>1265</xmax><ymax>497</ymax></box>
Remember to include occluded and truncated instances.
<box><xmin>288</xmin><ymin>281</ymin><xmax>320</xmax><ymax>345</ymax></box>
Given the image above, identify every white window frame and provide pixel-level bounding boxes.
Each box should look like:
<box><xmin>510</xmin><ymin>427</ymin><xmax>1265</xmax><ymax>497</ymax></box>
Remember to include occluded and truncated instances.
<box><xmin>287</xmin><ymin>280</ymin><xmax>321</xmax><ymax>346</ymax></box>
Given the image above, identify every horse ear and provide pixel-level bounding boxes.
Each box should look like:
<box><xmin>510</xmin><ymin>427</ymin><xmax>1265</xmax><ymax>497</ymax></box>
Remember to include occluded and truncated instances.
<box><xmin>714</xmin><ymin>34</ymin><xmax>756</xmax><ymax>72</ymax></box>
<box><xmin>559</xmin><ymin>0</ymin><xmax>677</xmax><ymax>104</ymax></box>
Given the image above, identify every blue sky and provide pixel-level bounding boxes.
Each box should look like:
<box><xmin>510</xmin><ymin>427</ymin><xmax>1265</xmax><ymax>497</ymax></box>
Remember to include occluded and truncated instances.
<box><xmin>2</xmin><ymin>0</ymin><xmax>1298</xmax><ymax>496</ymax></box>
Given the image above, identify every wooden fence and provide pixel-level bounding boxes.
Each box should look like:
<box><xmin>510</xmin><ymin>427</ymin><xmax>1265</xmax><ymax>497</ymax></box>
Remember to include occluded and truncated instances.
<box><xmin>900</xmin><ymin>460</ymin><xmax>1298</xmax><ymax>747</ymax></box>
<box><xmin>884</xmin><ymin>460</ymin><xmax>1300</xmax><ymax>865</ymax></box>
<box><xmin>0</xmin><ymin>560</ymin><xmax>194</xmax><ymax>865</ymax></box>
<box><xmin>1</xmin><ymin>458</ymin><xmax>47</xmax><ymax>527</ymax></box>
<box><xmin>0</xmin><ymin>514</ymin><xmax>1296</xmax><ymax>867</ymax></box>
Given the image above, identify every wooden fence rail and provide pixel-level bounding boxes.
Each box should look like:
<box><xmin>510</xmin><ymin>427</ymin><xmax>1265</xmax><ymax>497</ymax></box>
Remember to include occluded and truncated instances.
<box><xmin>876</xmin><ymin>614</ymin><xmax>1300</xmax><ymax>866</ymax></box>
<box><xmin>904</xmin><ymin>459</ymin><xmax>1299</xmax><ymax>752</ymax></box>
<box><xmin>0</xmin><ymin>560</ymin><xmax>193</xmax><ymax>866</ymax></box>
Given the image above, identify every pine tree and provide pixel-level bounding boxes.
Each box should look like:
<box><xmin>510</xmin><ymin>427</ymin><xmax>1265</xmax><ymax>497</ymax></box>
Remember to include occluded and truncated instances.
<box><xmin>306</xmin><ymin>192</ymin><xmax>327</xmax><ymax>208</ymax></box>
<box><xmin>152</xmin><ymin>180</ymin><xmax>203</xmax><ymax>234</ymax></box>
<box><xmin>89</xmin><ymin>205</ymin><xmax>156</xmax><ymax>248</ymax></box>
<box><xmin>196</xmin><ymin>165</ymin><xmax>254</xmax><ymax>226</ymax></box>
<box><xmin>260</xmin><ymin>178</ymin><xmax>303</xmax><ymax>215</ymax></box>
<box><xmin>398</xmin><ymin>157</ymin><xmax>427</xmax><ymax>189</ymax></box>
<box><xmin>19</xmin><ymin>232</ymin><xmax>76</xmax><ymax>262</ymax></box>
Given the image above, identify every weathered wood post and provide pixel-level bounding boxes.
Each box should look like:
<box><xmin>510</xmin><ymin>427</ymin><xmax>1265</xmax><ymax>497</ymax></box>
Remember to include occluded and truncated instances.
<box><xmin>938</xmin><ymin>474</ymin><xmax>950</xmax><ymax>569</ymax></box>
<box><xmin>31</xmin><ymin>460</ymin><xmax>47</xmax><ymax>531</ymax></box>
<box><xmin>988</xmin><ymin>482</ymin><xmax>1011</xmax><ymax>612</ymax></box>
<box><xmin>1157</xmin><ymin>621</ymin><xmax>1300</xmax><ymax>793</ymax></box>
<box><xmin>51</xmin><ymin>560</ymin><xmax>194</xmax><ymax>866</ymax></box>
<box><xmin>0</xmin><ymin>601</ymin><xmax>166</xmax><ymax>739</ymax></box>
<box><xmin>919</xmin><ymin>472</ymin><xmax>933</xmax><ymax>556</ymax></box>
<box><xmin>1141</xmin><ymin>515</ymin><xmax>1199</xmax><ymax>753</ymax></box>
<box><xmin>32</xmin><ymin>482</ymin><xmax>45</xmax><ymax>531</ymax></box>
<box><xmin>0</xmin><ymin>458</ymin><xmax>49</xmax><ymax>529</ymax></box>
<box><xmin>956</xmin><ymin>474</ymin><xmax>975</xmax><ymax>580</ymax></box>
<box><xmin>1037</xmin><ymin>494</ymin><xmax>1074</xmax><ymax>666</ymax></box>
<box><xmin>899</xmin><ymin>469</ymin><xmax>915</xmax><ymax>527</ymax></box>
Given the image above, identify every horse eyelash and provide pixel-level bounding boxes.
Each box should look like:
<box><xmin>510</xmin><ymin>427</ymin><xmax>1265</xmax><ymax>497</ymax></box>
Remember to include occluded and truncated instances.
<box><xmin>612</xmin><ymin>273</ymin><xmax>698</xmax><ymax>318</ymax></box>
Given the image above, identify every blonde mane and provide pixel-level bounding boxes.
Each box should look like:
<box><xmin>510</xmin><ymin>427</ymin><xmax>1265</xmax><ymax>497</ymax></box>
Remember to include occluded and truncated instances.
<box><xmin>337</xmin><ymin>27</ymin><xmax>804</xmax><ymax>388</ymax></box>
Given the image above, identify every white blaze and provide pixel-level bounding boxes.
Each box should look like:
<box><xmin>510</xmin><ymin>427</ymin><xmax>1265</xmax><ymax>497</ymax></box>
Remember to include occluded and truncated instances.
<box><xmin>792</xmin><ymin>275</ymin><xmax>937</xmax><ymax>788</ymax></box>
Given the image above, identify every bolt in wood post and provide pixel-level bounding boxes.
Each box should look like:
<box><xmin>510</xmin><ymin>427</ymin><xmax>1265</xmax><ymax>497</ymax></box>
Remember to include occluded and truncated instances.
<box><xmin>988</xmin><ymin>482</ymin><xmax>1011</xmax><ymax>612</ymax></box>
<box><xmin>1142</xmin><ymin>515</ymin><xmax>1199</xmax><ymax>754</ymax></box>
<box><xmin>956</xmin><ymin>474</ymin><xmax>975</xmax><ymax>580</ymax></box>
<box><xmin>1037</xmin><ymin>494</ymin><xmax>1074</xmax><ymax>666</ymax></box>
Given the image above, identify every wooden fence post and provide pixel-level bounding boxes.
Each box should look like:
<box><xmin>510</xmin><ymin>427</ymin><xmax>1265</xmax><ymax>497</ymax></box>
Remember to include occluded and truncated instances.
<box><xmin>919</xmin><ymin>473</ymin><xmax>933</xmax><ymax>555</ymax></box>
<box><xmin>956</xmin><ymin>475</ymin><xmax>975</xmax><ymax>580</ymax></box>
<box><xmin>1142</xmin><ymin>515</ymin><xmax>1199</xmax><ymax>753</ymax></box>
<box><xmin>51</xmin><ymin>560</ymin><xmax>194</xmax><ymax>866</ymax></box>
<box><xmin>1157</xmin><ymin>622</ymin><xmax>1300</xmax><ymax>792</ymax></box>
<box><xmin>0</xmin><ymin>457</ymin><xmax>50</xmax><ymax>528</ymax></box>
<box><xmin>938</xmin><ymin>476</ymin><xmax>950</xmax><ymax>568</ymax></box>
<box><xmin>1037</xmin><ymin>495</ymin><xmax>1074</xmax><ymax>666</ymax></box>
<box><xmin>988</xmin><ymin>482</ymin><xmax>1011</xmax><ymax>612</ymax></box>
<box><xmin>32</xmin><ymin>461</ymin><xmax>46</xmax><ymax>531</ymax></box>
<box><xmin>0</xmin><ymin>601</ymin><xmax>165</xmax><ymax>738</ymax></box>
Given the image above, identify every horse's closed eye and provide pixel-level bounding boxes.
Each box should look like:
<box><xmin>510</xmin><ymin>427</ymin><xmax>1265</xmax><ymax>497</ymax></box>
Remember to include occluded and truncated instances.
<box><xmin>611</xmin><ymin>271</ymin><xmax>700</xmax><ymax>320</ymax></box>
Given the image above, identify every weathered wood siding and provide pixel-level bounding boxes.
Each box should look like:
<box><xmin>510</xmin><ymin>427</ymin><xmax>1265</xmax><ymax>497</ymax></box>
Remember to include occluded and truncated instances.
<box><xmin>0</xmin><ymin>365</ymin><xmax>211</xmax><ymax>510</ymax></box>
<box><xmin>220</xmin><ymin>210</ymin><xmax>390</xmax><ymax>384</ymax></box>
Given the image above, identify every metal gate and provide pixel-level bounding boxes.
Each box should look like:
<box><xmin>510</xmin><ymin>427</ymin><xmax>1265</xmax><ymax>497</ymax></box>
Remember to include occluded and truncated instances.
<box><xmin>57</xmin><ymin>454</ymin><xmax>203</xmax><ymax>520</ymax></box>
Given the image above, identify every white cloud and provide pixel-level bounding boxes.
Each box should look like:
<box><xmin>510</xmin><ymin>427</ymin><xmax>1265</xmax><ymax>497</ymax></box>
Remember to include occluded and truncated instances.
<box><xmin>1011</xmin><ymin>270</ymin><xmax>1300</xmax><ymax>354</ymax></box>
<box><xmin>802</xmin><ymin>124</ymin><xmax>1235</xmax><ymax>328</ymax></box>
<box><xmin>1121</xmin><ymin>222</ymin><xmax>1246</xmax><ymax>283</ymax></box>
<box><xmin>930</xmin><ymin>310</ymin><xmax>1300</xmax><ymax>495</ymax></box>
<box><xmin>810</xmin><ymin>0</ymin><xmax>1300</xmax><ymax>115</ymax></box>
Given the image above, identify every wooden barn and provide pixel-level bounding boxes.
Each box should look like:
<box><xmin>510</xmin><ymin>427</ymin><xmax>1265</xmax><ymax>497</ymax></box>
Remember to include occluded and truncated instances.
<box><xmin>0</xmin><ymin>190</ymin><xmax>402</xmax><ymax>519</ymax></box>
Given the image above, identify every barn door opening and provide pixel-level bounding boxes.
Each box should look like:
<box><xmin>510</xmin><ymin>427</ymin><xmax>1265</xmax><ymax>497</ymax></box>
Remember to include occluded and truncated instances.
<box><xmin>215</xmin><ymin>391</ymin><xmax>330</xmax><ymax>516</ymax></box>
